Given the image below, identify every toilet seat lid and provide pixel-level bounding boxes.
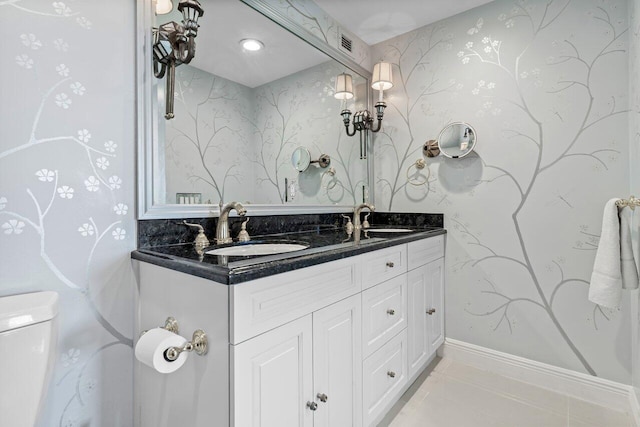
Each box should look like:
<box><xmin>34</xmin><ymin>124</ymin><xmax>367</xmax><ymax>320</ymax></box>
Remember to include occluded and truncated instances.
<box><xmin>0</xmin><ymin>291</ymin><xmax>59</xmax><ymax>333</ymax></box>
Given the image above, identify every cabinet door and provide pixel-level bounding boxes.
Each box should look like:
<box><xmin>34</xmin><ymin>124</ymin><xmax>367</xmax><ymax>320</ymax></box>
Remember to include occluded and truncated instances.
<box><xmin>231</xmin><ymin>315</ymin><xmax>313</xmax><ymax>427</ymax></box>
<box><xmin>313</xmin><ymin>295</ymin><xmax>363</xmax><ymax>427</ymax></box>
<box><xmin>407</xmin><ymin>265</ymin><xmax>429</xmax><ymax>379</ymax></box>
<box><xmin>426</xmin><ymin>257</ymin><xmax>445</xmax><ymax>354</ymax></box>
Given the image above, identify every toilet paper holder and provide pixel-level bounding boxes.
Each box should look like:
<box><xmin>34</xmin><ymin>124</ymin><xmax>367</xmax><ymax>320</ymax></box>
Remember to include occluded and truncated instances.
<box><xmin>141</xmin><ymin>316</ymin><xmax>208</xmax><ymax>362</ymax></box>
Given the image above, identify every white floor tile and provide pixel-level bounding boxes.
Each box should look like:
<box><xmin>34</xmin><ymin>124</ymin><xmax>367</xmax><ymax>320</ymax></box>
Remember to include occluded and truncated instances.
<box><xmin>383</xmin><ymin>358</ymin><xmax>632</xmax><ymax>427</ymax></box>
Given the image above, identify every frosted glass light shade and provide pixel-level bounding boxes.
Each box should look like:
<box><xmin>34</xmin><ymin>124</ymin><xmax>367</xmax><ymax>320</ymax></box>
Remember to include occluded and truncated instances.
<box><xmin>371</xmin><ymin>62</ymin><xmax>393</xmax><ymax>90</ymax></box>
<box><xmin>156</xmin><ymin>0</ymin><xmax>173</xmax><ymax>14</ymax></box>
<box><xmin>334</xmin><ymin>73</ymin><xmax>354</xmax><ymax>100</ymax></box>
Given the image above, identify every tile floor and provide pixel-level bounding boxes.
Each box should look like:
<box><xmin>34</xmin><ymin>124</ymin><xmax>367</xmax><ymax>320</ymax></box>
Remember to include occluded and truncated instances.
<box><xmin>380</xmin><ymin>358</ymin><xmax>634</xmax><ymax>427</ymax></box>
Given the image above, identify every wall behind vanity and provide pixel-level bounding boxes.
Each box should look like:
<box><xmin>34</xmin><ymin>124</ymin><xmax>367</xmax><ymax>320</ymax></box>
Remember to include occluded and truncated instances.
<box><xmin>0</xmin><ymin>0</ymin><xmax>136</xmax><ymax>425</ymax></box>
<box><xmin>373</xmin><ymin>0</ymin><xmax>632</xmax><ymax>382</ymax></box>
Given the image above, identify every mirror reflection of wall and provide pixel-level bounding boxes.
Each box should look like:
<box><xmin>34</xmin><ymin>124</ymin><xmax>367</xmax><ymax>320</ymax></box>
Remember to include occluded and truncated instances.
<box><xmin>153</xmin><ymin>0</ymin><xmax>368</xmax><ymax>207</ymax></box>
<box><xmin>428</xmin><ymin>122</ymin><xmax>477</xmax><ymax>159</ymax></box>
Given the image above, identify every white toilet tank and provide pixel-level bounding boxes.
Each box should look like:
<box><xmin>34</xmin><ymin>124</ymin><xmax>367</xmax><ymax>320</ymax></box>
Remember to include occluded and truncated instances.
<box><xmin>0</xmin><ymin>291</ymin><xmax>59</xmax><ymax>427</ymax></box>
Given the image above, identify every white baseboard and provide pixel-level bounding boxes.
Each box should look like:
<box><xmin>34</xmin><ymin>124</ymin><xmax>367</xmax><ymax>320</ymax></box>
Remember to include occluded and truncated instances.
<box><xmin>630</xmin><ymin>388</ymin><xmax>640</xmax><ymax>427</ymax></box>
<box><xmin>440</xmin><ymin>338</ymin><xmax>633</xmax><ymax>414</ymax></box>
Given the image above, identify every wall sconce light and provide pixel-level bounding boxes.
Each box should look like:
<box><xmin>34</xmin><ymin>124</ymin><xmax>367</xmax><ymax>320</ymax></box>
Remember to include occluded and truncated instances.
<box><xmin>337</xmin><ymin>61</ymin><xmax>393</xmax><ymax>159</ymax></box>
<box><xmin>153</xmin><ymin>0</ymin><xmax>204</xmax><ymax>120</ymax></box>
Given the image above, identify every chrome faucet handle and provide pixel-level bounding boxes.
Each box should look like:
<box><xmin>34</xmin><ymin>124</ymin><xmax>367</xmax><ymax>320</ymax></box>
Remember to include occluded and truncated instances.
<box><xmin>183</xmin><ymin>221</ymin><xmax>210</xmax><ymax>249</ymax></box>
<box><xmin>342</xmin><ymin>214</ymin><xmax>354</xmax><ymax>234</ymax></box>
<box><xmin>237</xmin><ymin>218</ymin><xmax>250</xmax><ymax>242</ymax></box>
<box><xmin>363</xmin><ymin>213</ymin><xmax>371</xmax><ymax>229</ymax></box>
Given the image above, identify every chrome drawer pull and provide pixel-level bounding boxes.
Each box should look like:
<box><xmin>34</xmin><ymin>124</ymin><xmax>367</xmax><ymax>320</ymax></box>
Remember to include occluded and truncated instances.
<box><xmin>387</xmin><ymin>371</ymin><xmax>396</xmax><ymax>378</ymax></box>
<box><xmin>387</xmin><ymin>309</ymin><xmax>395</xmax><ymax>315</ymax></box>
<box><xmin>386</xmin><ymin>262</ymin><xmax>395</xmax><ymax>268</ymax></box>
<box><xmin>317</xmin><ymin>393</ymin><xmax>328</xmax><ymax>403</ymax></box>
<box><xmin>427</xmin><ymin>308</ymin><xmax>436</xmax><ymax>315</ymax></box>
<box><xmin>307</xmin><ymin>401</ymin><xmax>318</xmax><ymax>411</ymax></box>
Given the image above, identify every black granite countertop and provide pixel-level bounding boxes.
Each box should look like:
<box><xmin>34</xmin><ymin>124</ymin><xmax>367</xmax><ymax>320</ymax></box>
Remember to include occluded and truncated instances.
<box><xmin>132</xmin><ymin>225</ymin><xmax>446</xmax><ymax>285</ymax></box>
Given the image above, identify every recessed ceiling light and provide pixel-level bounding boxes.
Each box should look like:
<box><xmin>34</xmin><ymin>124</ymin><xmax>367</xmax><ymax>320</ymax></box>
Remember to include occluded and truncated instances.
<box><xmin>240</xmin><ymin>39</ymin><xmax>264</xmax><ymax>52</ymax></box>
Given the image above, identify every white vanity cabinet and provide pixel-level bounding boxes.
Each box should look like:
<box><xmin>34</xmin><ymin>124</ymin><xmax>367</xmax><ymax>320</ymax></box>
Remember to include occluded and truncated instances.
<box><xmin>407</xmin><ymin>237</ymin><xmax>445</xmax><ymax>380</ymax></box>
<box><xmin>231</xmin><ymin>294</ymin><xmax>363</xmax><ymax>427</ymax></box>
<box><xmin>134</xmin><ymin>233</ymin><xmax>445</xmax><ymax>427</ymax></box>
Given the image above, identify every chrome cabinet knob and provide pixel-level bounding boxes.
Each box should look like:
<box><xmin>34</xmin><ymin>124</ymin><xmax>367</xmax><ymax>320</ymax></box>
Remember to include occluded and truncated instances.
<box><xmin>387</xmin><ymin>309</ymin><xmax>395</xmax><ymax>315</ymax></box>
<box><xmin>386</xmin><ymin>262</ymin><xmax>395</xmax><ymax>268</ymax></box>
<box><xmin>427</xmin><ymin>308</ymin><xmax>436</xmax><ymax>315</ymax></box>
<box><xmin>387</xmin><ymin>371</ymin><xmax>396</xmax><ymax>378</ymax></box>
<box><xmin>317</xmin><ymin>393</ymin><xmax>328</xmax><ymax>403</ymax></box>
<box><xmin>307</xmin><ymin>401</ymin><xmax>318</xmax><ymax>411</ymax></box>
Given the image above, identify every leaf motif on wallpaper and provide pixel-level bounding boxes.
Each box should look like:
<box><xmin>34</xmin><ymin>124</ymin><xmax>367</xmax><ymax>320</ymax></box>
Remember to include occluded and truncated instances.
<box><xmin>247</xmin><ymin>88</ymin><xmax>298</xmax><ymax>203</ymax></box>
<box><xmin>2</xmin><ymin>4</ymin><xmax>131</xmax><ymax>424</ymax></box>
<box><xmin>283</xmin><ymin>0</ymin><xmax>331</xmax><ymax>44</ymax></box>
<box><xmin>451</xmin><ymin>1</ymin><xmax>626</xmax><ymax>377</ymax></box>
<box><xmin>467</xmin><ymin>18</ymin><xmax>484</xmax><ymax>35</ymax></box>
<box><xmin>376</xmin><ymin>24</ymin><xmax>456</xmax><ymax>209</ymax></box>
<box><xmin>77</xmin><ymin>223</ymin><xmax>95</xmax><ymax>237</ymax></box>
<box><xmin>167</xmin><ymin>69</ymin><xmax>243</xmax><ymax>205</ymax></box>
<box><xmin>61</xmin><ymin>348</ymin><xmax>81</xmax><ymax>368</ymax></box>
<box><xmin>84</xmin><ymin>176</ymin><xmax>100</xmax><ymax>192</ymax></box>
<box><xmin>113</xmin><ymin>203</ymin><xmax>128</xmax><ymax>216</ymax></box>
<box><xmin>2</xmin><ymin>219</ymin><xmax>25</xmax><ymax>235</ymax></box>
<box><xmin>15</xmin><ymin>53</ymin><xmax>34</xmax><ymax>68</ymax></box>
<box><xmin>108</xmin><ymin>175</ymin><xmax>122</xmax><ymax>189</ymax></box>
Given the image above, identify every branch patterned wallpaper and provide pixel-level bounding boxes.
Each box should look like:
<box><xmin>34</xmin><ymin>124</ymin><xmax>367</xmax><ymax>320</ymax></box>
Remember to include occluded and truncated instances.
<box><xmin>373</xmin><ymin>0</ymin><xmax>633</xmax><ymax>382</ymax></box>
<box><xmin>163</xmin><ymin>61</ymin><xmax>368</xmax><ymax>206</ymax></box>
<box><xmin>0</xmin><ymin>0</ymin><xmax>638</xmax><ymax>424</ymax></box>
<box><xmin>0</xmin><ymin>0</ymin><xmax>135</xmax><ymax>425</ymax></box>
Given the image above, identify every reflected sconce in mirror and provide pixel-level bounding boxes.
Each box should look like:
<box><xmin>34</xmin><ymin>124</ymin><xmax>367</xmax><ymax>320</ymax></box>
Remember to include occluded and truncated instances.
<box><xmin>153</xmin><ymin>0</ymin><xmax>204</xmax><ymax>120</ymax></box>
<box><xmin>336</xmin><ymin>61</ymin><xmax>393</xmax><ymax>160</ymax></box>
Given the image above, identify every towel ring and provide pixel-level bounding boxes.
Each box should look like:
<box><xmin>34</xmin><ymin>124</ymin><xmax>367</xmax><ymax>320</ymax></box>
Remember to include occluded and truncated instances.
<box><xmin>406</xmin><ymin>159</ymin><xmax>430</xmax><ymax>186</ymax></box>
<box><xmin>322</xmin><ymin>167</ymin><xmax>338</xmax><ymax>190</ymax></box>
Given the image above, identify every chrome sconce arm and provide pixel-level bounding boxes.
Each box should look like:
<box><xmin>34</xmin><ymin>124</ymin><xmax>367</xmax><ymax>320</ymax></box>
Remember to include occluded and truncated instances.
<box><xmin>335</xmin><ymin>62</ymin><xmax>392</xmax><ymax>160</ymax></box>
<box><xmin>152</xmin><ymin>0</ymin><xmax>204</xmax><ymax>120</ymax></box>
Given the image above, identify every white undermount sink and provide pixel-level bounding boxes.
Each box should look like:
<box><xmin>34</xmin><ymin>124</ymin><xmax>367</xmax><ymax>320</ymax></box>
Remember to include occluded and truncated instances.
<box><xmin>206</xmin><ymin>243</ymin><xmax>308</xmax><ymax>256</ymax></box>
<box><xmin>366</xmin><ymin>228</ymin><xmax>413</xmax><ymax>233</ymax></box>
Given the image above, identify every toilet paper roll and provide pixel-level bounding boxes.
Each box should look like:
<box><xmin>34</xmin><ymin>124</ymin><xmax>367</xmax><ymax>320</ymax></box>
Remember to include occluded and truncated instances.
<box><xmin>135</xmin><ymin>327</ymin><xmax>189</xmax><ymax>374</ymax></box>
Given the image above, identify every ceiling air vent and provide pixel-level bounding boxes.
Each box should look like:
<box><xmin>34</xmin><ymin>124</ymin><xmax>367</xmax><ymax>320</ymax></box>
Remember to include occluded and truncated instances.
<box><xmin>341</xmin><ymin>34</ymin><xmax>353</xmax><ymax>52</ymax></box>
<box><xmin>339</xmin><ymin>32</ymin><xmax>354</xmax><ymax>58</ymax></box>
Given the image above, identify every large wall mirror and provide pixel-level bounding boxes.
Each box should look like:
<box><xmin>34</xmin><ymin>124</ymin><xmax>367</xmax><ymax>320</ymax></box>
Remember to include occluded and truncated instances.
<box><xmin>137</xmin><ymin>0</ymin><xmax>372</xmax><ymax>218</ymax></box>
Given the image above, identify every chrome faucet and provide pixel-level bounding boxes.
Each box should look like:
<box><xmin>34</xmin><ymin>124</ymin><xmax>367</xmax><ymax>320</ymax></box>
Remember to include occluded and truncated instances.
<box><xmin>353</xmin><ymin>203</ymin><xmax>374</xmax><ymax>230</ymax></box>
<box><xmin>215</xmin><ymin>202</ymin><xmax>247</xmax><ymax>244</ymax></box>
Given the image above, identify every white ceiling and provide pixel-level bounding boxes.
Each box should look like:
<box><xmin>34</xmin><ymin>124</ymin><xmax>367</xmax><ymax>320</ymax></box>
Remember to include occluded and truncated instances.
<box><xmin>167</xmin><ymin>0</ymin><xmax>328</xmax><ymax>88</ymax></box>
<box><xmin>162</xmin><ymin>0</ymin><xmax>495</xmax><ymax>87</ymax></box>
<box><xmin>313</xmin><ymin>0</ymin><xmax>495</xmax><ymax>45</ymax></box>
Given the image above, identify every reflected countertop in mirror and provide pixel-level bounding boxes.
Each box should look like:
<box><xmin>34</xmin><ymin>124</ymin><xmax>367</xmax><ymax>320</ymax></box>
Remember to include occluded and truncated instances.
<box><xmin>138</xmin><ymin>0</ymin><xmax>373</xmax><ymax>219</ymax></box>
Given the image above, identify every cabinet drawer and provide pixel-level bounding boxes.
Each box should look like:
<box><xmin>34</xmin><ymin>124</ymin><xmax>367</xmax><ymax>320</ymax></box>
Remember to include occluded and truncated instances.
<box><xmin>408</xmin><ymin>235</ymin><xmax>444</xmax><ymax>271</ymax></box>
<box><xmin>230</xmin><ymin>256</ymin><xmax>361</xmax><ymax>344</ymax></box>
<box><xmin>362</xmin><ymin>244</ymin><xmax>407</xmax><ymax>290</ymax></box>
<box><xmin>362</xmin><ymin>330</ymin><xmax>408</xmax><ymax>426</ymax></box>
<box><xmin>362</xmin><ymin>274</ymin><xmax>407</xmax><ymax>357</ymax></box>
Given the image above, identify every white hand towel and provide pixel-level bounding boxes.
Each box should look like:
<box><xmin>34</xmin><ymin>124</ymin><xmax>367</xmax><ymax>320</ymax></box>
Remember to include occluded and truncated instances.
<box><xmin>588</xmin><ymin>199</ymin><xmax>639</xmax><ymax>309</ymax></box>
<box><xmin>620</xmin><ymin>207</ymin><xmax>639</xmax><ymax>291</ymax></box>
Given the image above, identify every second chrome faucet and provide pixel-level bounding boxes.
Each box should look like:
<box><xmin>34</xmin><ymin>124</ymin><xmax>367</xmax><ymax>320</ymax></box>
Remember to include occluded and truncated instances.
<box><xmin>216</xmin><ymin>201</ymin><xmax>247</xmax><ymax>245</ymax></box>
<box><xmin>353</xmin><ymin>203</ymin><xmax>374</xmax><ymax>230</ymax></box>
